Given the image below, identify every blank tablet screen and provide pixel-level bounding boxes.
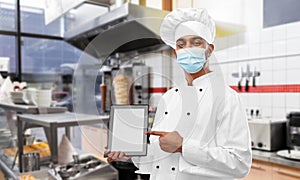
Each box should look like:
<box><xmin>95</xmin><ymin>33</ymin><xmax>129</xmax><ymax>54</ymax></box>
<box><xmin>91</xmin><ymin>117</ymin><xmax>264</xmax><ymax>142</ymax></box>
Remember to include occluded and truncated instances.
<box><xmin>108</xmin><ymin>105</ymin><xmax>148</xmax><ymax>156</ymax></box>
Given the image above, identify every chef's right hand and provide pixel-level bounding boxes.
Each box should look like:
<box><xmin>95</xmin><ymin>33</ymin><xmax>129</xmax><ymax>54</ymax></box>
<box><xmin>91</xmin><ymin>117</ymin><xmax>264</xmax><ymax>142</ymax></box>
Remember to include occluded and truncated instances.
<box><xmin>104</xmin><ymin>148</ymin><xmax>130</xmax><ymax>162</ymax></box>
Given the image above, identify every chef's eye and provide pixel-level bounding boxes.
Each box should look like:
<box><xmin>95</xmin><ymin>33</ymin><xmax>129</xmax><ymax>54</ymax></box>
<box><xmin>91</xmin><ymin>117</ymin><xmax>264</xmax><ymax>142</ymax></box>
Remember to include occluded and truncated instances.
<box><xmin>192</xmin><ymin>40</ymin><xmax>204</xmax><ymax>46</ymax></box>
<box><xmin>176</xmin><ymin>41</ymin><xmax>185</xmax><ymax>48</ymax></box>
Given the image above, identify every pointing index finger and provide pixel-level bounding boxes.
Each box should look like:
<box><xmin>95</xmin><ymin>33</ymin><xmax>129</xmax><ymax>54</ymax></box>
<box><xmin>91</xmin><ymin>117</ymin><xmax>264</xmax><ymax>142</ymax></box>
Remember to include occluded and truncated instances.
<box><xmin>146</xmin><ymin>131</ymin><xmax>168</xmax><ymax>136</ymax></box>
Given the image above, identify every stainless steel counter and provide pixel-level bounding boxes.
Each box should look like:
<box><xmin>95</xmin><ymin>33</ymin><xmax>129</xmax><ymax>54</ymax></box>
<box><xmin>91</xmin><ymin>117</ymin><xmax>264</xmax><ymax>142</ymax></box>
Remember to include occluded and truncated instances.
<box><xmin>17</xmin><ymin>113</ymin><xmax>109</xmax><ymax>172</ymax></box>
<box><xmin>0</xmin><ymin>102</ymin><xmax>67</xmax><ymax>114</ymax></box>
<box><xmin>252</xmin><ymin>149</ymin><xmax>300</xmax><ymax>169</ymax></box>
<box><xmin>0</xmin><ymin>155</ymin><xmax>18</xmax><ymax>180</ymax></box>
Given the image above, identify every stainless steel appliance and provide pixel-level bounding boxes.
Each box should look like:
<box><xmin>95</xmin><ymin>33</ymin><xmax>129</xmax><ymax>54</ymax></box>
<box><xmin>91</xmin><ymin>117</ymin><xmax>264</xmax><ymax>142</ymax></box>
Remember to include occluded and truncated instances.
<box><xmin>48</xmin><ymin>155</ymin><xmax>118</xmax><ymax>180</ymax></box>
<box><xmin>100</xmin><ymin>60</ymin><xmax>150</xmax><ymax>114</ymax></box>
<box><xmin>248</xmin><ymin>119</ymin><xmax>286</xmax><ymax>151</ymax></box>
<box><xmin>64</xmin><ymin>3</ymin><xmax>169</xmax><ymax>58</ymax></box>
<box><xmin>287</xmin><ymin>112</ymin><xmax>300</xmax><ymax>150</ymax></box>
<box><xmin>113</xmin><ymin>63</ymin><xmax>150</xmax><ymax>105</ymax></box>
<box><xmin>132</xmin><ymin>64</ymin><xmax>150</xmax><ymax>105</ymax></box>
<box><xmin>21</xmin><ymin>153</ymin><xmax>40</xmax><ymax>172</ymax></box>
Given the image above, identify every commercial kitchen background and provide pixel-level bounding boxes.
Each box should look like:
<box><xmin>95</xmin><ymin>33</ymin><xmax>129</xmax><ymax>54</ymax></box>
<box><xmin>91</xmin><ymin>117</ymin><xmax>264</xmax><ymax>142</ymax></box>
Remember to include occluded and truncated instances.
<box><xmin>1</xmin><ymin>0</ymin><xmax>299</xmax><ymax>118</ymax></box>
<box><xmin>1</xmin><ymin>0</ymin><xmax>300</xmax><ymax>179</ymax></box>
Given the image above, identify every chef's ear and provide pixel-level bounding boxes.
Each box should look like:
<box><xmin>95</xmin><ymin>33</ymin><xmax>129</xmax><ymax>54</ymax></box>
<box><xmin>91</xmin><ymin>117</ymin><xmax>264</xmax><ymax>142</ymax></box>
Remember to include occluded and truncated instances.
<box><xmin>209</xmin><ymin>44</ymin><xmax>214</xmax><ymax>51</ymax></box>
<box><xmin>206</xmin><ymin>44</ymin><xmax>214</xmax><ymax>57</ymax></box>
<box><xmin>173</xmin><ymin>50</ymin><xmax>177</xmax><ymax>57</ymax></box>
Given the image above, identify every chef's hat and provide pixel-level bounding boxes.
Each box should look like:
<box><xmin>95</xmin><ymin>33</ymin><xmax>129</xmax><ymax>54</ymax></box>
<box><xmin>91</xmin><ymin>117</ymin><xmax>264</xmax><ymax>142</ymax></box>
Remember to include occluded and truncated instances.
<box><xmin>160</xmin><ymin>8</ymin><xmax>216</xmax><ymax>49</ymax></box>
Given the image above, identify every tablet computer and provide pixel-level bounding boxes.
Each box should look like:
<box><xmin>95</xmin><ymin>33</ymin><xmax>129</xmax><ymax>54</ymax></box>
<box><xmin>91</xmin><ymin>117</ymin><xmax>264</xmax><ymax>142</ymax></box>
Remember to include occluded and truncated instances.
<box><xmin>108</xmin><ymin>105</ymin><xmax>148</xmax><ymax>156</ymax></box>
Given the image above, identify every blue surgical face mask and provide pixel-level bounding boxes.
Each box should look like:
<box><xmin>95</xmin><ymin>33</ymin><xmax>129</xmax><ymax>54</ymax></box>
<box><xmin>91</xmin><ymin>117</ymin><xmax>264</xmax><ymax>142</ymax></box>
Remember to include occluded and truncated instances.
<box><xmin>176</xmin><ymin>47</ymin><xmax>207</xmax><ymax>74</ymax></box>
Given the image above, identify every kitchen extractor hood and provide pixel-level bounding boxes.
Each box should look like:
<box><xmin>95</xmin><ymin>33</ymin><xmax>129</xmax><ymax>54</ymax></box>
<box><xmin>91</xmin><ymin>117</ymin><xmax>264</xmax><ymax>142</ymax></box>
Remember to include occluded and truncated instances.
<box><xmin>64</xmin><ymin>2</ymin><xmax>170</xmax><ymax>58</ymax></box>
<box><xmin>85</xmin><ymin>0</ymin><xmax>116</xmax><ymax>6</ymax></box>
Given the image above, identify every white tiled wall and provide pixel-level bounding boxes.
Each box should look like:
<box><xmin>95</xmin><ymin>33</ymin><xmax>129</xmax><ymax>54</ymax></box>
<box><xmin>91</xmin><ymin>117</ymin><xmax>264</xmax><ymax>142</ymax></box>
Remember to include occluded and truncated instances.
<box><xmin>215</xmin><ymin>21</ymin><xmax>300</xmax><ymax>119</ymax></box>
<box><xmin>141</xmin><ymin>1</ymin><xmax>300</xmax><ymax>117</ymax></box>
<box><xmin>286</xmin><ymin>93</ymin><xmax>300</xmax><ymax>112</ymax></box>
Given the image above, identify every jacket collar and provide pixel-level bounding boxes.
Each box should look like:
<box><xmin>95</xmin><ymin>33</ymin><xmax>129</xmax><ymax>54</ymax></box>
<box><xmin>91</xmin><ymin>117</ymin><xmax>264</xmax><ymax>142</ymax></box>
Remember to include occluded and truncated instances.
<box><xmin>192</xmin><ymin>72</ymin><xmax>215</xmax><ymax>86</ymax></box>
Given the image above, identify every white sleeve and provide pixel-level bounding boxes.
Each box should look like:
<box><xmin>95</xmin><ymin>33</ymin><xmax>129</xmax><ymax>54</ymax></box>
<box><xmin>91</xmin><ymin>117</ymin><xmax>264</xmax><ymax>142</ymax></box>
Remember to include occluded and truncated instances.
<box><xmin>181</xmin><ymin>93</ymin><xmax>252</xmax><ymax>179</ymax></box>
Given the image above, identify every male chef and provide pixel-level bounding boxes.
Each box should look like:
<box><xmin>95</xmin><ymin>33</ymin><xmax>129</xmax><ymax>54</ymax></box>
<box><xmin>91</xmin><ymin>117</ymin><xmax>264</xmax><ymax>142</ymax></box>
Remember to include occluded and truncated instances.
<box><xmin>106</xmin><ymin>8</ymin><xmax>252</xmax><ymax>180</ymax></box>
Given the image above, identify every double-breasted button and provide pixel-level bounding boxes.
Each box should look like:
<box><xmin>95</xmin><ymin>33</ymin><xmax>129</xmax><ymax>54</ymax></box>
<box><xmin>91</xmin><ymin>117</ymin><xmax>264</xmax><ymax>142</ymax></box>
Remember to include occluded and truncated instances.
<box><xmin>175</xmin><ymin>89</ymin><xmax>178</xmax><ymax>92</ymax></box>
<box><xmin>165</xmin><ymin>111</ymin><xmax>168</xmax><ymax>115</ymax></box>
<box><xmin>199</xmin><ymin>88</ymin><xmax>203</xmax><ymax>92</ymax></box>
<box><xmin>156</xmin><ymin>165</ymin><xmax>160</xmax><ymax>169</ymax></box>
<box><xmin>187</xmin><ymin>112</ymin><xmax>190</xmax><ymax>116</ymax></box>
<box><xmin>171</xmin><ymin>167</ymin><xmax>176</xmax><ymax>171</ymax></box>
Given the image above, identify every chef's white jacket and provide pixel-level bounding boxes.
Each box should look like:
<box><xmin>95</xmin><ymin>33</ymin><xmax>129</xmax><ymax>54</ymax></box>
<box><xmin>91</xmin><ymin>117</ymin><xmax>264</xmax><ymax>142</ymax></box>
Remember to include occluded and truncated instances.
<box><xmin>132</xmin><ymin>72</ymin><xmax>252</xmax><ymax>180</ymax></box>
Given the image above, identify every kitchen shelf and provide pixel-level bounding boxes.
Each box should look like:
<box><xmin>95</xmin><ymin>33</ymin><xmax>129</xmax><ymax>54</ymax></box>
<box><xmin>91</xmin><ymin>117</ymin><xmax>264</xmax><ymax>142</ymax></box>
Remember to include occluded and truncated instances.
<box><xmin>16</xmin><ymin>113</ymin><xmax>109</xmax><ymax>172</ymax></box>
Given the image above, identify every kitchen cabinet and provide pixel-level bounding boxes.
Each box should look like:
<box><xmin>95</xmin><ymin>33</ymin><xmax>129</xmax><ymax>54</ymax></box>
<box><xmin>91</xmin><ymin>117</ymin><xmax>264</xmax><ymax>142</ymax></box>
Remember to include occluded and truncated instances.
<box><xmin>241</xmin><ymin>159</ymin><xmax>300</xmax><ymax>180</ymax></box>
<box><xmin>241</xmin><ymin>160</ymin><xmax>272</xmax><ymax>180</ymax></box>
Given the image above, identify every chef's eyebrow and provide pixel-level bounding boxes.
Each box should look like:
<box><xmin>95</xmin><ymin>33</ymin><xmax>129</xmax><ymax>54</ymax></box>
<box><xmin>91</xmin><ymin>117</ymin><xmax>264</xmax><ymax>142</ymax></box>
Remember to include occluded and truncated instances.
<box><xmin>176</xmin><ymin>38</ymin><xmax>184</xmax><ymax>42</ymax></box>
<box><xmin>176</xmin><ymin>36</ymin><xmax>205</xmax><ymax>42</ymax></box>
<box><xmin>191</xmin><ymin>37</ymin><xmax>205</xmax><ymax>41</ymax></box>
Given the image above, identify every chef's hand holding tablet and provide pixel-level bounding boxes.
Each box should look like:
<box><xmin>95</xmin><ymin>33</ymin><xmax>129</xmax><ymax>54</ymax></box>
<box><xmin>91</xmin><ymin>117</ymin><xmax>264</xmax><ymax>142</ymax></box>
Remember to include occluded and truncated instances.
<box><xmin>104</xmin><ymin>148</ymin><xmax>130</xmax><ymax>162</ymax></box>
